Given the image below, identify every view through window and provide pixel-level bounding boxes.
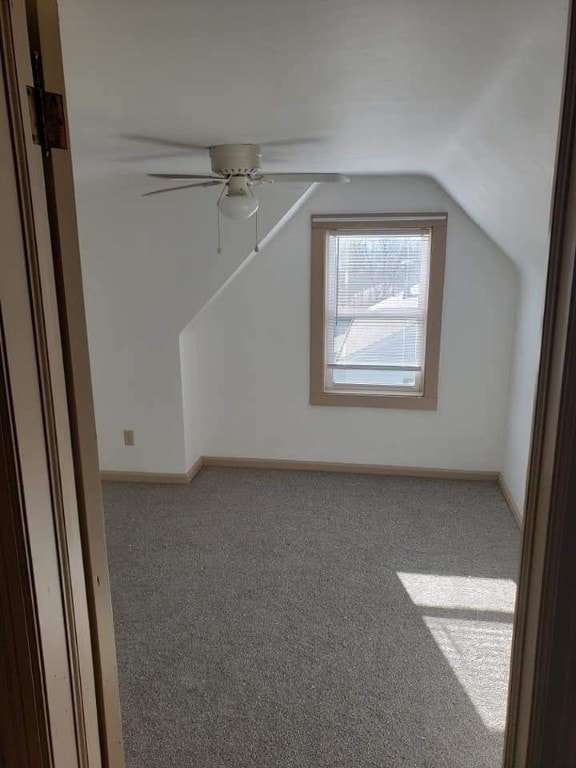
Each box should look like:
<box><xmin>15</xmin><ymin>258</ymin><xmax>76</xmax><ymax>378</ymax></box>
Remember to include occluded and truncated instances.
<box><xmin>310</xmin><ymin>214</ymin><xmax>447</xmax><ymax>408</ymax></box>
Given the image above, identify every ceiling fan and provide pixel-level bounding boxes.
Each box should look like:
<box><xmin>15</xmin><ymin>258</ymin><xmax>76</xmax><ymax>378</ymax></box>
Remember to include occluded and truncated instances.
<box><xmin>143</xmin><ymin>143</ymin><xmax>350</xmax><ymax>222</ymax></box>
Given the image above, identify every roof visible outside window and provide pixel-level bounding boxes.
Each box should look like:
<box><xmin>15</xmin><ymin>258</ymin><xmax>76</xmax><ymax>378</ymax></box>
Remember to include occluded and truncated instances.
<box><xmin>310</xmin><ymin>213</ymin><xmax>447</xmax><ymax>409</ymax></box>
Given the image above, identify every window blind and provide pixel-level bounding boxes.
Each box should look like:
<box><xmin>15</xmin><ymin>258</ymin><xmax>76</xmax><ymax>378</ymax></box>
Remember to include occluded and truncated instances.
<box><xmin>324</xmin><ymin>229</ymin><xmax>431</xmax><ymax>393</ymax></box>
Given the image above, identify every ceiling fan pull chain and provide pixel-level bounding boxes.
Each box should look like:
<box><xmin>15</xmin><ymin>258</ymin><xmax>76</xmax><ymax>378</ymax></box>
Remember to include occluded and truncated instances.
<box><xmin>217</xmin><ymin>208</ymin><xmax>222</xmax><ymax>254</ymax></box>
<box><xmin>216</xmin><ymin>183</ymin><xmax>228</xmax><ymax>254</ymax></box>
<box><xmin>247</xmin><ymin>183</ymin><xmax>260</xmax><ymax>252</ymax></box>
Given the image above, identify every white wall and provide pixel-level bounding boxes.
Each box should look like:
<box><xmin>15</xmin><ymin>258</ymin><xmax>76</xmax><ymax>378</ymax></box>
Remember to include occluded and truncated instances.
<box><xmin>180</xmin><ymin>324</ymin><xmax>204</xmax><ymax>470</ymax></box>
<box><xmin>433</xmin><ymin>4</ymin><xmax>564</xmax><ymax>276</ymax></box>
<box><xmin>429</xmin><ymin>5</ymin><xmax>566</xmax><ymax>512</ymax></box>
<box><xmin>76</xmin><ymin>172</ymin><xmax>311</xmax><ymax>472</ymax></box>
<box><xmin>501</xmin><ymin>269</ymin><xmax>547</xmax><ymax>509</ymax></box>
<box><xmin>179</xmin><ymin>184</ymin><xmax>319</xmax><ymax>469</ymax></box>
<box><xmin>60</xmin><ymin>0</ymin><xmax>566</xmax><ymax>500</ymax></box>
<box><xmin>188</xmin><ymin>177</ymin><xmax>517</xmax><ymax>471</ymax></box>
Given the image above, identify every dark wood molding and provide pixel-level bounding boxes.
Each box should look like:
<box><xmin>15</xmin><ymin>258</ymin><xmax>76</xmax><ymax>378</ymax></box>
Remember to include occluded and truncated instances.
<box><xmin>22</xmin><ymin>1</ymin><xmax>125</xmax><ymax>762</ymax></box>
<box><xmin>0</xmin><ymin>312</ymin><xmax>52</xmax><ymax>768</ymax></box>
<box><xmin>531</xmin><ymin>292</ymin><xmax>576</xmax><ymax>766</ymax></box>
<box><xmin>0</xmin><ymin>2</ymin><xmax>92</xmax><ymax>762</ymax></box>
<box><xmin>527</xmin><ymin>19</ymin><xmax>576</xmax><ymax>755</ymax></box>
<box><xmin>504</xmin><ymin>1</ymin><xmax>576</xmax><ymax>765</ymax></box>
<box><xmin>1</xmin><ymin>0</ymin><xmax>116</xmax><ymax>763</ymax></box>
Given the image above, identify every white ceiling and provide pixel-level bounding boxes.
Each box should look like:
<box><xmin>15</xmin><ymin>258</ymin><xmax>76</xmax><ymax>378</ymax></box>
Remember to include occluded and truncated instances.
<box><xmin>59</xmin><ymin>0</ymin><xmax>568</xmax><ymax>268</ymax></box>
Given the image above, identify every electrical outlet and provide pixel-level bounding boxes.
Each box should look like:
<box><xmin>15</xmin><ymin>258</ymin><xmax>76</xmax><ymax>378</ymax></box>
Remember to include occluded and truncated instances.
<box><xmin>123</xmin><ymin>429</ymin><xmax>134</xmax><ymax>446</ymax></box>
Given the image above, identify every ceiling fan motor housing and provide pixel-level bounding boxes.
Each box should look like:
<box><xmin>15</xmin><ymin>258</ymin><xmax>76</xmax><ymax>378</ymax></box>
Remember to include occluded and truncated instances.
<box><xmin>209</xmin><ymin>144</ymin><xmax>262</xmax><ymax>176</ymax></box>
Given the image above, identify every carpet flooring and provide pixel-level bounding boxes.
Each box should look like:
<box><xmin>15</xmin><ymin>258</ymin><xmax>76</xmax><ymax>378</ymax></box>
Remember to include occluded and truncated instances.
<box><xmin>103</xmin><ymin>468</ymin><xmax>520</xmax><ymax>768</ymax></box>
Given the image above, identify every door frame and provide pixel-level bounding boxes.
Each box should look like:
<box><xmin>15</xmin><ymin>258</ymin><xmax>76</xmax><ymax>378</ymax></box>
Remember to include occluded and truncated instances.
<box><xmin>503</xmin><ymin>2</ymin><xmax>576</xmax><ymax>764</ymax></box>
<box><xmin>0</xmin><ymin>312</ymin><xmax>51</xmax><ymax>768</ymax></box>
<box><xmin>0</xmin><ymin>0</ymin><xmax>124</xmax><ymax>765</ymax></box>
<box><xmin>22</xmin><ymin>0</ymin><xmax>125</xmax><ymax>763</ymax></box>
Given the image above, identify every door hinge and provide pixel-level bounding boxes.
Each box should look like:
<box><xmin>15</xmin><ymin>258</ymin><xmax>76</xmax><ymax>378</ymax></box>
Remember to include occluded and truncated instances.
<box><xmin>27</xmin><ymin>50</ymin><xmax>67</xmax><ymax>156</ymax></box>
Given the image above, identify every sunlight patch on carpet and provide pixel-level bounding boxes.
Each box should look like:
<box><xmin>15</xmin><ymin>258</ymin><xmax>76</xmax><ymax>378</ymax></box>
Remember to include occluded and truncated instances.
<box><xmin>397</xmin><ymin>573</ymin><xmax>516</xmax><ymax>731</ymax></box>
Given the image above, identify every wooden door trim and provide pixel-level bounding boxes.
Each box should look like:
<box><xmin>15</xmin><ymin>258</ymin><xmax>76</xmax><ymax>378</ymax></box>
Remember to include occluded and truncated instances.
<box><xmin>1</xmin><ymin>0</ymin><xmax>122</xmax><ymax>764</ymax></box>
<box><xmin>3</xmin><ymin>0</ymin><xmax>576</xmax><ymax>763</ymax></box>
<box><xmin>23</xmin><ymin>1</ymin><xmax>125</xmax><ymax>763</ymax></box>
<box><xmin>0</xmin><ymin>310</ymin><xmax>52</xmax><ymax>768</ymax></box>
<box><xmin>0</xmin><ymin>3</ymin><xmax>95</xmax><ymax>764</ymax></box>
<box><xmin>504</xmin><ymin>2</ymin><xmax>576</xmax><ymax>765</ymax></box>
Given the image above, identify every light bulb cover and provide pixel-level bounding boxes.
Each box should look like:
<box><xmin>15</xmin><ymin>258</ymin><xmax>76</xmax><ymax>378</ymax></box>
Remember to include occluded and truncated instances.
<box><xmin>218</xmin><ymin>191</ymin><xmax>259</xmax><ymax>221</ymax></box>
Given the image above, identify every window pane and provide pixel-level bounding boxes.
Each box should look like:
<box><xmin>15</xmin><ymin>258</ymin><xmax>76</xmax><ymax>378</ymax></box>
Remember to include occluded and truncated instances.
<box><xmin>325</xmin><ymin>229</ymin><xmax>430</xmax><ymax>394</ymax></box>
<box><xmin>332</xmin><ymin>368</ymin><xmax>417</xmax><ymax>388</ymax></box>
<box><xmin>335</xmin><ymin>319</ymin><xmax>422</xmax><ymax>367</ymax></box>
<box><xmin>336</xmin><ymin>233</ymin><xmax>428</xmax><ymax>314</ymax></box>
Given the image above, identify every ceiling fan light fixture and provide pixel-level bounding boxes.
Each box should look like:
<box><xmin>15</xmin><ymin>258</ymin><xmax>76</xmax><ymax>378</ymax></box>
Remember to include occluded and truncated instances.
<box><xmin>218</xmin><ymin>189</ymin><xmax>259</xmax><ymax>221</ymax></box>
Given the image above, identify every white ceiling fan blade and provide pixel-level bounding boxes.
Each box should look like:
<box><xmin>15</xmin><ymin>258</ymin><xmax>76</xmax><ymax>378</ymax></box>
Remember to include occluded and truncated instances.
<box><xmin>261</xmin><ymin>137</ymin><xmax>324</xmax><ymax>148</ymax></box>
<box><xmin>143</xmin><ymin>181</ymin><xmax>224</xmax><ymax>197</ymax></box>
<box><xmin>261</xmin><ymin>173</ymin><xmax>350</xmax><ymax>183</ymax></box>
<box><xmin>122</xmin><ymin>134</ymin><xmax>210</xmax><ymax>152</ymax></box>
<box><xmin>148</xmin><ymin>172</ymin><xmax>225</xmax><ymax>180</ymax></box>
<box><xmin>121</xmin><ymin>151</ymin><xmax>201</xmax><ymax>163</ymax></box>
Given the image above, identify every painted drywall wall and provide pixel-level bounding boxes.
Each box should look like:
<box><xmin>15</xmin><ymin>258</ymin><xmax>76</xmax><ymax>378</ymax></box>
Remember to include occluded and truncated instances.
<box><xmin>433</xmin><ymin>4</ymin><xmax>564</xmax><ymax>274</ymax></box>
<box><xmin>75</xmin><ymin>172</ymin><xmax>311</xmax><ymax>472</ymax></box>
<box><xmin>501</xmin><ymin>270</ymin><xmax>547</xmax><ymax>511</ymax></box>
<box><xmin>58</xmin><ymin>0</ymin><xmax>566</xmax><ymax>501</ymax></box>
<box><xmin>187</xmin><ymin>177</ymin><xmax>517</xmax><ymax>470</ymax></box>
<box><xmin>430</xmin><ymin>6</ymin><xmax>566</xmax><ymax>513</ymax></box>
<box><xmin>180</xmin><ymin>324</ymin><xmax>203</xmax><ymax>470</ymax></box>
<box><xmin>179</xmin><ymin>184</ymin><xmax>319</xmax><ymax>469</ymax></box>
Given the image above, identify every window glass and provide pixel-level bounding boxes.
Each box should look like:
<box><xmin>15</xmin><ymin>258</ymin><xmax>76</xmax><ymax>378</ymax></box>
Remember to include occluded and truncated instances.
<box><xmin>324</xmin><ymin>230</ymin><xmax>431</xmax><ymax>394</ymax></box>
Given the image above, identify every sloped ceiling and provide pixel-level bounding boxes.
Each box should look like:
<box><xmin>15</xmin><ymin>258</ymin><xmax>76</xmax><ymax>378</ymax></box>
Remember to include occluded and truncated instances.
<box><xmin>59</xmin><ymin>0</ymin><xmax>568</xmax><ymax>271</ymax></box>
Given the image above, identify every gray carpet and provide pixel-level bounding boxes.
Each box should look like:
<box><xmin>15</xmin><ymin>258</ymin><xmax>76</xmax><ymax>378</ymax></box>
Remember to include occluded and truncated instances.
<box><xmin>104</xmin><ymin>468</ymin><xmax>520</xmax><ymax>768</ymax></box>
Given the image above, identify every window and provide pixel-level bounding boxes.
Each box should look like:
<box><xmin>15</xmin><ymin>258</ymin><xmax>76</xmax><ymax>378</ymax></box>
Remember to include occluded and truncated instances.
<box><xmin>310</xmin><ymin>213</ymin><xmax>447</xmax><ymax>409</ymax></box>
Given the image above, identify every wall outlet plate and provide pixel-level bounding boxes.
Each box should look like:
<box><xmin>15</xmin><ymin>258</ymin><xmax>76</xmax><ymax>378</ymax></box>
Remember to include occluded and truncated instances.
<box><xmin>123</xmin><ymin>429</ymin><xmax>134</xmax><ymax>446</ymax></box>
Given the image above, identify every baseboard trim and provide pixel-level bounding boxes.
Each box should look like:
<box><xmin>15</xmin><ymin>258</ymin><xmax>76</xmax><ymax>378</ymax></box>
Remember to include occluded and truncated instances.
<box><xmin>186</xmin><ymin>457</ymin><xmax>204</xmax><ymax>483</ymax></box>
<box><xmin>101</xmin><ymin>456</ymin><xmax>500</xmax><ymax>485</ymax></box>
<box><xmin>201</xmin><ymin>456</ymin><xmax>499</xmax><ymax>482</ymax></box>
<box><xmin>101</xmin><ymin>456</ymin><xmax>203</xmax><ymax>485</ymax></box>
<box><xmin>100</xmin><ymin>469</ymin><xmax>191</xmax><ymax>484</ymax></box>
<box><xmin>497</xmin><ymin>473</ymin><xmax>523</xmax><ymax>530</ymax></box>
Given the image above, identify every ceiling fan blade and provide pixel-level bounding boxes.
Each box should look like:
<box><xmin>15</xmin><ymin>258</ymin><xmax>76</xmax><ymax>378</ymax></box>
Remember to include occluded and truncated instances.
<box><xmin>121</xmin><ymin>152</ymin><xmax>201</xmax><ymax>163</ymax></box>
<box><xmin>147</xmin><ymin>172</ymin><xmax>225</xmax><ymax>180</ymax></box>
<box><xmin>121</xmin><ymin>133</ymin><xmax>210</xmax><ymax>152</ymax></box>
<box><xmin>143</xmin><ymin>181</ymin><xmax>224</xmax><ymax>197</ymax></box>
<box><xmin>260</xmin><ymin>173</ymin><xmax>350</xmax><ymax>183</ymax></box>
<box><xmin>261</xmin><ymin>137</ymin><xmax>324</xmax><ymax>149</ymax></box>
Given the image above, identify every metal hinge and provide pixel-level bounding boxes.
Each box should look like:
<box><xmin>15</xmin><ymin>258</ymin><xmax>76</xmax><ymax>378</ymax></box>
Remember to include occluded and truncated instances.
<box><xmin>27</xmin><ymin>50</ymin><xmax>67</xmax><ymax>156</ymax></box>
